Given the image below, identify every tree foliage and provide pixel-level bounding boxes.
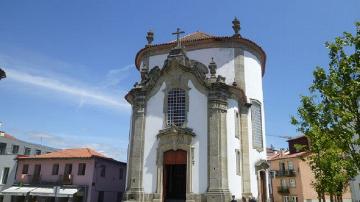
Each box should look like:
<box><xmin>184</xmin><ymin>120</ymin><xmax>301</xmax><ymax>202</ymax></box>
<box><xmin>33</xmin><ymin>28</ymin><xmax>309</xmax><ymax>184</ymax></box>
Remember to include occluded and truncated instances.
<box><xmin>292</xmin><ymin>22</ymin><xmax>360</xmax><ymax>201</ymax></box>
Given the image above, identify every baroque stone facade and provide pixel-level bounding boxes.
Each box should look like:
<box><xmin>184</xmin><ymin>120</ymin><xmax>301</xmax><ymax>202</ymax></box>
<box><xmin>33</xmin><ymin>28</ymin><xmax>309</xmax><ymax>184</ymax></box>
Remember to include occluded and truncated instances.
<box><xmin>124</xmin><ymin>20</ymin><xmax>269</xmax><ymax>202</ymax></box>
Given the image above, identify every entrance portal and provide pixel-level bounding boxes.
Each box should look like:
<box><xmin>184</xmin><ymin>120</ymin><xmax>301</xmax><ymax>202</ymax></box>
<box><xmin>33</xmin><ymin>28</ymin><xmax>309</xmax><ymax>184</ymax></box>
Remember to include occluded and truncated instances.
<box><xmin>163</xmin><ymin>150</ymin><xmax>187</xmax><ymax>202</ymax></box>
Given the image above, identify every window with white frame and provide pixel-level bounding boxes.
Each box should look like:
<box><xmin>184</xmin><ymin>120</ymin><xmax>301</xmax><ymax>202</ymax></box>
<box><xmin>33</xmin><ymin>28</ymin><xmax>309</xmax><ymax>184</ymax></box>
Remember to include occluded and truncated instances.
<box><xmin>167</xmin><ymin>88</ymin><xmax>186</xmax><ymax>127</ymax></box>
<box><xmin>283</xmin><ymin>196</ymin><xmax>289</xmax><ymax>202</ymax></box>
<box><xmin>251</xmin><ymin>100</ymin><xmax>263</xmax><ymax>150</ymax></box>
<box><xmin>235</xmin><ymin>111</ymin><xmax>240</xmax><ymax>139</ymax></box>
<box><xmin>289</xmin><ymin>178</ymin><xmax>296</xmax><ymax>187</ymax></box>
<box><xmin>281</xmin><ymin>179</ymin><xmax>287</xmax><ymax>187</ymax></box>
<box><xmin>288</xmin><ymin>161</ymin><xmax>294</xmax><ymax>170</ymax></box>
<box><xmin>289</xmin><ymin>196</ymin><xmax>298</xmax><ymax>202</ymax></box>
<box><xmin>1</xmin><ymin>167</ymin><xmax>10</xmax><ymax>184</ymax></box>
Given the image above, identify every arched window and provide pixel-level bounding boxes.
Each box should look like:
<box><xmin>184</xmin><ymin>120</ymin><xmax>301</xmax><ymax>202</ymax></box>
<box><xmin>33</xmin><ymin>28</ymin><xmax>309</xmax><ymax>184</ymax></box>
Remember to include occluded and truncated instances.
<box><xmin>251</xmin><ymin>100</ymin><xmax>263</xmax><ymax>151</ymax></box>
<box><xmin>167</xmin><ymin>88</ymin><xmax>186</xmax><ymax>127</ymax></box>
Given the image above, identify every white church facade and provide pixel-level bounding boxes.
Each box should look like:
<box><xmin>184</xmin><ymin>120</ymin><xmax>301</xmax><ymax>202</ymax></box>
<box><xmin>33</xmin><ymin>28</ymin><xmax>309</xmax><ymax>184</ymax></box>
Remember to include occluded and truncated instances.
<box><xmin>124</xmin><ymin>18</ymin><xmax>269</xmax><ymax>202</ymax></box>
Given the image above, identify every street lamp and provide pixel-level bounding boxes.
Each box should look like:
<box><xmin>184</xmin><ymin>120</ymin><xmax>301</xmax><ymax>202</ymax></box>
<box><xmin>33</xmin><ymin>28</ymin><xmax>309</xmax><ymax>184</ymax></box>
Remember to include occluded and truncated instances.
<box><xmin>0</xmin><ymin>68</ymin><xmax>6</xmax><ymax>80</ymax></box>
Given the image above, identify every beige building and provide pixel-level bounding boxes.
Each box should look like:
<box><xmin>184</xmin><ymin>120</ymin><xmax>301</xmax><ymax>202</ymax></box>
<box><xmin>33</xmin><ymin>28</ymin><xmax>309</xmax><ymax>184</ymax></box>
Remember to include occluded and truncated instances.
<box><xmin>268</xmin><ymin>136</ymin><xmax>352</xmax><ymax>202</ymax></box>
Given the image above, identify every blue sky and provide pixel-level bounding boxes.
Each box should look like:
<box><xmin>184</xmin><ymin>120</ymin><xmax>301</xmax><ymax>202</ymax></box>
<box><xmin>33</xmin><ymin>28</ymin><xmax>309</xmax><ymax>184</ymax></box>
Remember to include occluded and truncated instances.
<box><xmin>0</xmin><ymin>0</ymin><xmax>359</xmax><ymax>161</ymax></box>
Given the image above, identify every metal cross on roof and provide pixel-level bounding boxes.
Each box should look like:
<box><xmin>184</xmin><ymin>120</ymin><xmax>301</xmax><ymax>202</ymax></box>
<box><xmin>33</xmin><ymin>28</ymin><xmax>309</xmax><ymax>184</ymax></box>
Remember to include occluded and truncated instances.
<box><xmin>172</xmin><ymin>28</ymin><xmax>185</xmax><ymax>47</ymax></box>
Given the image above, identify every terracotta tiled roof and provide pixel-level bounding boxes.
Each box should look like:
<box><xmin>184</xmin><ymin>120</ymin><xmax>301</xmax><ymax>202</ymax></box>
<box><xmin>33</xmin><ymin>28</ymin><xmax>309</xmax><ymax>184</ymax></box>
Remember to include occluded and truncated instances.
<box><xmin>267</xmin><ymin>151</ymin><xmax>309</xmax><ymax>161</ymax></box>
<box><xmin>17</xmin><ymin>148</ymin><xmax>107</xmax><ymax>159</ymax></box>
<box><xmin>170</xmin><ymin>31</ymin><xmax>214</xmax><ymax>42</ymax></box>
<box><xmin>0</xmin><ymin>131</ymin><xmax>18</xmax><ymax>141</ymax></box>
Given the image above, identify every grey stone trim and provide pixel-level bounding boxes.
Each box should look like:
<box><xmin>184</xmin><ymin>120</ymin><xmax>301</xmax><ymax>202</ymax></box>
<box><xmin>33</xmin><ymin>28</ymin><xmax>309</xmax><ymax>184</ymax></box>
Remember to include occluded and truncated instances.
<box><xmin>250</xmin><ymin>99</ymin><xmax>264</xmax><ymax>152</ymax></box>
<box><xmin>255</xmin><ymin>159</ymin><xmax>269</xmax><ymax>172</ymax></box>
<box><xmin>239</xmin><ymin>103</ymin><xmax>252</xmax><ymax>199</ymax></box>
<box><xmin>162</xmin><ymin>74</ymin><xmax>191</xmax><ymax>128</ymax></box>
<box><xmin>124</xmin><ymin>89</ymin><xmax>146</xmax><ymax>201</ymax></box>
<box><xmin>234</xmin><ymin>48</ymin><xmax>245</xmax><ymax>91</ymax></box>
<box><xmin>206</xmin><ymin>82</ymin><xmax>231</xmax><ymax>202</ymax></box>
<box><xmin>154</xmin><ymin>126</ymin><xmax>196</xmax><ymax>202</ymax></box>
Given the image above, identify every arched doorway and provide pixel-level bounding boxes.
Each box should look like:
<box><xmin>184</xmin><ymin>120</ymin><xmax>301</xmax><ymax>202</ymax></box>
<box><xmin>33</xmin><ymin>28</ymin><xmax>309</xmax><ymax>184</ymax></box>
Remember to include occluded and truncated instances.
<box><xmin>163</xmin><ymin>150</ymin><xmax>187</xmax><ymax>201</ymax></box>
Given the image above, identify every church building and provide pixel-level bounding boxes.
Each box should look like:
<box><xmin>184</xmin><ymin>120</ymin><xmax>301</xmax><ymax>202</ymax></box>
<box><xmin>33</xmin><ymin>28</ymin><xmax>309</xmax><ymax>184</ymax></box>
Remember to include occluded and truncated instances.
<box><xmin>124</xmin><ymin>18</ymin><xmax>269</xmax><ymax>202</ymax></box>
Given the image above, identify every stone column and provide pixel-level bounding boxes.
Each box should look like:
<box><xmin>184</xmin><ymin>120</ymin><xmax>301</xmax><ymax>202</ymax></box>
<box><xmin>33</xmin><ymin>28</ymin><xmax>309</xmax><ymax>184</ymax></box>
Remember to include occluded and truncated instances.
<box><xmin>240</xmin><ymin>104</ymin><xmax>252</xmax><ymax>200</ymax></box>
<box><xmin>124</xmin><ymin>89</ymin><xmax>146</xmax><ymax>201</ymax></box>
<box><xmin>207</xmin><ymin>83</ymin><xmax>231</xmax><ymax>202</ymax></box>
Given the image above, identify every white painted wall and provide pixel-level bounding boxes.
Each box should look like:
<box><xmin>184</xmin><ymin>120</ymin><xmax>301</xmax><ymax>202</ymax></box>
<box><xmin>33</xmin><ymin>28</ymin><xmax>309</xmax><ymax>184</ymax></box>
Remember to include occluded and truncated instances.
<box><xmin>142</xmin><ymin>79</ymin><xmax>208</xmax><ymax>194</ymax></box>
<box><xmin>244</xmin><ymin>50</ymin><xmax>268</xmax><ymax>198</ymax></box>
<box><xmin>149</xmin><ymin>54</ymin><xmax>168</xmax><ymax>69</ymax></box>
<box><xmin>147</xmin><ymin>48</ymin><xmax>235</xmax><ymax>84</ymax></box>
<box><xmin>227</xmin><ymin>99</ymin><xmax>242</xmax><ymax>198</ymax></box>
<box><xmin>143</xmin><ymin>82</ymin><xmax>165</xmax><ymax>193</ymax></box>
<box><xmin>187</xmin><ymin>80</ymin><xmax>208</xmax><ymax>193</ymax></box>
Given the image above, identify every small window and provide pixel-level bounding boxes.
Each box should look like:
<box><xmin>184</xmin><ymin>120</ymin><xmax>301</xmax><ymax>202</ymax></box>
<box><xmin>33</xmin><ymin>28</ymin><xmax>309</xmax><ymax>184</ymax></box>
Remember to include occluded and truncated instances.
<box><xmin>35</xmin><ymin>150</ymin><xmax>41</xmax><ymax>155</ymax></box>
<box><xmin>270</xmin><ymin>171</ymin><xmax>276</xmax><ymax>178</ymax></box>
<box><xmin>289</xmin><ymin>178</ymin><xmax>296</xmax><ymax>187</ymax></box>
<box><xmin>1</xmin><ymin>167</ymin><xmax>10</xmax><ymax>184</ymax></box>
<box><xmin>24</xmin><ymin>147</ymin><xmax>31</xmax><ymax>155</ymax></box>
<box><xmin>119</xmin><ymin>167</ymin><xmax>124</xmax><ymax>180</ymax></box>
<box><xmin>167</xmin><ymin>88</ymin><xmax>186</xmax><ymax>127</ymax></box>
<box><xmin>100</xmin><ymin>165</ymin><xmax>106</xmax><ymax>177</ymax></box>
<box><xmin>78</xmin><ymin>163</ymin><xmax>86</xmax><ymax>176</ymax></box>
<box><xmin>64</xmin><ymin>164</ymin><xmax>72</xmax><ymax>175</ymax></box>
<box><xmin>280</xmin><ymin>162</ymin><xmax>286</xmax><ymax>171</ymax></box>
<box><xmin>52</xmin><ymin>164</ymin><xmax>59</xmax><ymax>175</ymax></box>
<box><xmin>33</xmin><ymin>164</ymin><xmax>41</xmax><ymax>176</ymax></box>
<box><xmin>98</xmin><ymin>191</ymin><xmax>104</xmax><ymax>202</ymax></box>
<box><xmin>283</xmin><ymin>196</ymin><xmax>289</xmax><ymax>202</ymax></box>
<box><xmin>235</xmin><ymin>150</ymin><xmax>241</xmax><ymax>175</ymax></box>
<box><xmin>288</xmin><ymin>161</ymin><xmax>294</xmax><ymax>170</ymax></box>
<box><xmin>12</xmin><ymin>145</ymin><xmax>19</xmax><ymax>154</ymax></box>
<box><xmin>0</xmin><ymin>143</ymin><xmax>7</xmax><ymax>155</ymax></box>
<box><xmin>235</xmin><ymin>111</ymin><xmax>240</xmax><ymax>139</ymax></box>
<box><xmin>290</xmin><ymin>196</ymin><xmax>298</xmax><ymax>202</ymax></box>
<box><xmin>281</xmin><ymin>179</ymin><xmax>287</xmax><ymax>187</ymax></box>
<box><xmin>22</xmin><ymin>164</ymin><xmax>29</xmax><ymax>174</ymax></box>
<box><xmin>251</xmin><ymin>100</ymin><xmax>263</xmax><ymax>150</ymax></box>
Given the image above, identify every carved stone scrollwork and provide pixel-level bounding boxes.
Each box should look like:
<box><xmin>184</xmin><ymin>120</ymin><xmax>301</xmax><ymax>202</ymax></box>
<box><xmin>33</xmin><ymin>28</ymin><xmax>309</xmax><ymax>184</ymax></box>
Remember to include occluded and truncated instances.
<box><xmin>255</xmin><ymin>159</ymin><xmax>270</xmax><ymax>172</ymax></box>
<box><xmin>157</xmin><ymin>127</ymin><xmax>195</xmax><ymax>165</ymax></box>
<box><xmin>131</xmin><ymin>90</ymin><xmax>146</xmax><ymax>115</ymax></box>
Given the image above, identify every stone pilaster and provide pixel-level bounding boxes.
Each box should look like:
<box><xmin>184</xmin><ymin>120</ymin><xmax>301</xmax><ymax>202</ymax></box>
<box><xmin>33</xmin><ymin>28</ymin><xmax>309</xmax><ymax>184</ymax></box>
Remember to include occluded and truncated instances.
<box><xmin>207</xmin><ymin>82</ymin><xmax>231</xmax><ymax>202</ymax></box>
<box><xmin>234</xmin><ymin>48</ymin><xmax>245</xmax><ymax>90</ymax></box>
<box><xmin>240</xmin><ymin>103</ymin><xmax>252</xmax><ymax>200</ymax></box>
<box><xmin>124</xmin><ymin>89</ymin><xmax>146</xmax><ymax>202</ymax></box>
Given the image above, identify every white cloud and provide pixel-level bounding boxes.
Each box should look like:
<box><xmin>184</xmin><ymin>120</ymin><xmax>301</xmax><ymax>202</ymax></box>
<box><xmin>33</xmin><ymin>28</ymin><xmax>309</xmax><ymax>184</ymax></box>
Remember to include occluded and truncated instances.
<box><xmin>104</xmin><ymin>64</ymin><xmax>135</xmax><ymax>88</ymax></box>
<box><xmin>4</xmin><ymin>68</ymin><xmax>130</xmax><ymax>111</ymax></box>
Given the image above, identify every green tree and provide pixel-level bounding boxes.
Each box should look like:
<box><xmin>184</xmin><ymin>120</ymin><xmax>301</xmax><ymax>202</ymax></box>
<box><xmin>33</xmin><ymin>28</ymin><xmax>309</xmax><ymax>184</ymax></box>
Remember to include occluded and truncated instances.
<box><xmin>292</xmin><ymin>22</ymin><xmax>360</xmax><ymax>202</ymax></box>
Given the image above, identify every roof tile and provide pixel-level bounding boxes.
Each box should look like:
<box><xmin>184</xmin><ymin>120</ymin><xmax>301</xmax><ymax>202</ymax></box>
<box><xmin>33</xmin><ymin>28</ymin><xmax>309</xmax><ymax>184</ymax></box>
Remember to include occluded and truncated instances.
<box><xmin>17</xmin><ymin>148</ymin><xmax>106</xmax><ymax>159</ymax></box>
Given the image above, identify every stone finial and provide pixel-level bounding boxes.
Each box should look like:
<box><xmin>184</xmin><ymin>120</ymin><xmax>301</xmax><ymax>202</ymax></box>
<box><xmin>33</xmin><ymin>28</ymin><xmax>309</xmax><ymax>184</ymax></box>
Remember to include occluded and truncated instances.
<box><xmin>232</xmin><ymin>17</ymin><xmax>241</xmax><ymax>37</ymax></box>
<box><xmin>146</xmin><ymin>30</ymin><xmax>154</xmax><ymax>45</ymax></box>
<box><xmin>208</xmin><ymin>57</ymin><xmax>217</xmax><ymax>78</ymax></box>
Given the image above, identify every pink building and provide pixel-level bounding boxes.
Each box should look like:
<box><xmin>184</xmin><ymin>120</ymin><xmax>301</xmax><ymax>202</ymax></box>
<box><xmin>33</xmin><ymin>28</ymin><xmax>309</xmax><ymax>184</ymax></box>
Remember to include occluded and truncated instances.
<box><xmin>267</xmin><ymin>136</ymin><xmax>352</xmax><ymax>202</ymax></box>
<box><xmin>1</xmin><ymin>148</ymin><xmax>126</xmax><ymax>202</ymax></box>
